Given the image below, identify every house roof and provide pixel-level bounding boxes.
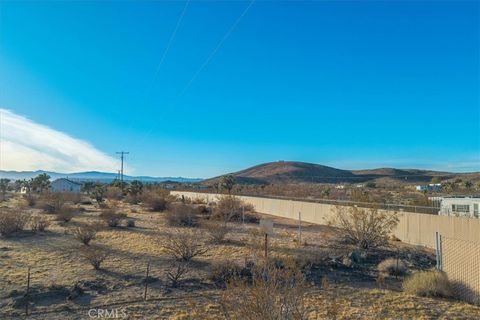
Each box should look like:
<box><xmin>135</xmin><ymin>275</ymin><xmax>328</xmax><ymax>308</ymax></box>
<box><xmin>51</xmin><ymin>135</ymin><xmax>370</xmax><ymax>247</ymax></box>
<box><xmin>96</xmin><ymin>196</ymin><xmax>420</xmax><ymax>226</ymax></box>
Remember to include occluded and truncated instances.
<box><xmin>52</xmin><ymin>178</ymin><xmax>82</xmax><ymax>186</ymax></box>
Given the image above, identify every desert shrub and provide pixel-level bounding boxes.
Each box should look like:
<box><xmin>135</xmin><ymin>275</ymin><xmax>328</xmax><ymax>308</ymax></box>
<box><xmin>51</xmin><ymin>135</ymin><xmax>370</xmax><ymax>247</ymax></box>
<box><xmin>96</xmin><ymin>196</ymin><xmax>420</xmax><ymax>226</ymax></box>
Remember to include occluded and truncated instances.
<box><xmin>328</xmin><ymin>206</ymin><xmax>399</xmax><ymax>250</ymax></box>
<box><xmin>62</xmin><ymin>192</ymin><xmax>82</xmax><ymax>204</ymax></box>
<box><xmin>125</xmin><ymin>219</ymin><xmax>135</xmax><ymax>227</ymax></box>
<box><xmin>24</xmin><ymin>194</ymin><xmax>38</xmax><ymax>207</ymax></box>
<box><xmin>55</xmin><ymin>205</ymin><xmax>76</xmax><ymax>222</ymax></box>
<box><xmin>30</xmin><ymin>216</ymin><xmax>50</xmax><ymax>233</ymax></box>
<box><xmin>142</xmin><ymin>194</ymin><xmax>168</xmax><ymax>212</ymax></box>
<box><xmin>191</xmin><ymin>197</ymin><xmax>206</xmax><ymax>205</ymax></box>
<box><xmin>99</xmin><ymin>208</ymin><xmax>127</xmax><ymax>227</ymax></box>
<box><xmin>165</xmin><ymin>260</ymin><xmax>190</xmax><ymax>287</ymax></box>
<box><xmin>165</xmin><ymin>204</ymin><xmax>198</xmax><ymax>227</ymax></box>
<box><xmin>377</xmin><ymin>258</ymin><xmax>408</xmax><ymax>276</ymax></box>
<box><xmin>403</xmin><ymin>270</ymin><xmax>452</xmax><ymax>298</ymax></box>
<box><xmin>162</xmin><ymin>229</ymin><xmax>209</xmax><ymax>261</ymax></box>
<box><xmin>80</xmin><ymin>246</ymin><xmax>109</xmax><ymax>270</ymax></box>
<box><xmin>72</xmin><ymin>223</ymin><xmax>99</xmax><ymax>245</ymax></box>
<box><xmin>220</xmin><ymin>260</ymin><xmax>314</xmax><ymax>319</ymax></box>
<box><xmin>40</xmin><ymin>193</ymin><xmax>67</xmax><ymax>214</ymax></box>
<box><xmin>0</xmin><ymin>209</ymin><xmax>30</xmax><ymax>237</ymax></box>
<box><xmin>105</xmin><ymin>186</ymin><xmax>123</xmax><ymax>200</ymax></box>
<box><xmin>212</xmin><ymin>195</ymin><xmax>256</xmax><ymax>223</ymax></box>
<box><xmin>209</xmin><ymin>261</ymin><xmax>244</xmax><ymax>286</ymax></box>
<box><xmin>203</xmin><ymin>221</ymin><xmax>230</xmax><ymax>243</ymax></box>
<box><xmin>125</xmin><ymin>194</ymin><xmax>140</xmax><ymax>205</ymax></box>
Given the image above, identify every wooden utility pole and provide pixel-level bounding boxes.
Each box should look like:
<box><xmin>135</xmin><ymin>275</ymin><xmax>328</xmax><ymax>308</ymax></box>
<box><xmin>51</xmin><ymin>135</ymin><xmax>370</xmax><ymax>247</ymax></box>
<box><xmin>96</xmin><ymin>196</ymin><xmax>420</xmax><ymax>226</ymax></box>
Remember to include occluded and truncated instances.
<box><xmin>116</xmin><ymin>151</ymin><xmax>129</xmax><ymax>192</ymax></box>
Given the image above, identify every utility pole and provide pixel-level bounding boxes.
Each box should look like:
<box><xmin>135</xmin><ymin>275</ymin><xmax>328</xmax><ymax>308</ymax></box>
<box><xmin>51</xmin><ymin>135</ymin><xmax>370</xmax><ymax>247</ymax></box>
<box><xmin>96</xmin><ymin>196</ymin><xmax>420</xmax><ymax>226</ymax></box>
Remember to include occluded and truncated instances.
<box><xmin>116</xmin><ymin>151</ymin><xmax>129</xmax><ymax>192</ymax></box>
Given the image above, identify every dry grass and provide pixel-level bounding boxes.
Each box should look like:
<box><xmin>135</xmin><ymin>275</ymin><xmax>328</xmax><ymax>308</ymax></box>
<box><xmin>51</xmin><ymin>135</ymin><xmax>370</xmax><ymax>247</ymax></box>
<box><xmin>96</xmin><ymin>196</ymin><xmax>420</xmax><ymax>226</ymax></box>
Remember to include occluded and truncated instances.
<box><xmin>403</xmin><ymin>269</ymin><xmax>452</xmax><ymax>298</ymax></box>
<box><xmin>377</xmin><ymin>258</ymin><xmax>408</xmax><ymax>276</ymax></box>
<box><xmin>0</xmin><ymin>195</ymin><xmax>478</xmax><ymax>319</ymax></box>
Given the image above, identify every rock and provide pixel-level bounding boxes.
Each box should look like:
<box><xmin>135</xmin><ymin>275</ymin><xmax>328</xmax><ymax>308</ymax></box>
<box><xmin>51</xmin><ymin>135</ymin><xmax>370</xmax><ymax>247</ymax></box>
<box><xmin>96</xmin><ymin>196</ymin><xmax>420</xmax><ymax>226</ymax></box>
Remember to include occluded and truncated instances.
<box><xmin>342</xmin><ymin>256</ymin><xmax>353</xmax><ymax>268</ymax></box>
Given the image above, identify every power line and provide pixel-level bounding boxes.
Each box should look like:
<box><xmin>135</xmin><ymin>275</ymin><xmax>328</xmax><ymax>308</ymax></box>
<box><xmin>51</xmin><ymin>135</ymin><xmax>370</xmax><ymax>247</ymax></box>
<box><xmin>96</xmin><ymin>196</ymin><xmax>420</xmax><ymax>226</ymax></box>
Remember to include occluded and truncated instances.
<box><xmin>137</xmin><ymin>0</ymin><xmax>255</xmax><ymax>143</ymax></box>
<box><xmin>145</xmin><ymin>0</ymin><xmax>191</xmax><ymax>97</ymax></box>
<box><xmin>177</xmin><ymin>0</ymin><xmax>255</xmax><ymax>97</ymax></box>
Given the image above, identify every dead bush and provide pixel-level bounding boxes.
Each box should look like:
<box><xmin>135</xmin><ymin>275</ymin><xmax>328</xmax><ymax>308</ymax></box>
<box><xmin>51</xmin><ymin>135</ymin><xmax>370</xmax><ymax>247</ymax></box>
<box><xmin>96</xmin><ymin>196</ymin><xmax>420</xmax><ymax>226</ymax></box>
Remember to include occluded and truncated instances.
<box><xmin>142</xmin><ymin>194</ymin><xmax>167</xmax><ymax>212</ymax></box>
<box><xmin>80</xmin><ymin>246</ymin><xmax>109</xmax><ymax>270</ymax></box>
<box><xmin>328</xmin><ymin>206</ymin><xmax>399</xmax><ymax>250</ymax></box>
<box><xmin>30</xmin><ymin>216</ymin><xmax>50</xmax><ymax>233</ymax></box>
<box><xmin>165</xmin><ymin>204</ymin><xmax>198</xmax><ymax>227</ymax></box>
<box><xmin>72</xmin><ymin>223</ymin><xmax>99</xmax><ymax>245</ymax></box>
<box><xmin>40</xmin><ymin>193</ymin><xmax>67</xmax><ymax>214</ymax></box>
<box><xmin>105</xmin><ymin>187</ymin><xmax>123</xmax><ymax>200</ymax></box>
<box><xmin>162</xmin><ymin>229</ymin><xmax>209</xmax><ymax>261</ymax></box>
<box><xmin>55</xmin><ymin>205</ymin><xmax>76</xmax><ymax>222</ymax></box>
<box><xmin>203</xmin><ymin>221</ymin><xmax>230</xmax><ymax>243</ymax></box>
<box><xmin>209</xmin><ymin>261</ymin><xmax>244</xmax><ymax>286</ymax></box>
<box><xmin>377</xmin><ymin>258</ymin><xmax>408</xmax><ymax>276</ymax></box>
<box><xmin>403</xmin><ymin>270</ymin><xmax>452</xmax><ymax>298</ymax></box>
<box><xmin>99</xmin><ymin>208</ymin><xmax>127</xmax><ymax>227</ymax></box>
<box><xmin>24</xmin><ymin>194</ymin><xmax>38</xmax><ymax>207</ymax></box>
<box><xmin>220</xmin><ymin>260</ymin><xmax>314</xmax><ymax>319</ymax></box>
<box><xmin>165</xmin><ymin>260</ymin><xmax>190</xmax><ymax>287</ymax></box>
<box><xmin>0</xmin><ymin>209</ymin><xmax>30</xmax><ymax>237</ymax></box>
<box><xmin>213</xmin><ymin>195</ymin><xmax>255</xmax><ymax>222</ymax></box>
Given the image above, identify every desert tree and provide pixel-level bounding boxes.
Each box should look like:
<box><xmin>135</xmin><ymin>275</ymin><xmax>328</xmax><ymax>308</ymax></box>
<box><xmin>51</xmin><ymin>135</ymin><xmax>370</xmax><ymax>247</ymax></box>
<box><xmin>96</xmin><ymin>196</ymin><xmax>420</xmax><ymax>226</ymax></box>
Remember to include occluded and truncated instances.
<box><xmin>30</xmin><ymin>173</ymin><xmax>51</xmax><ymax>193</ymax></box>
<box><xmin>92</xmin><ymin>184</ymin><xmax>107</xmax><ymax>203</ymax></box>
<box><xmin>220</xmin><ymin>174</ymin><xmax>236</xmax><ymax>194</ymax></box>
<box><xmin>328</xmin><ymin>206</ymin><xmax>399</xmax><ymax>250</ymax></box>
<box><xmin>0</xmin><ymin>178</ymin><xmax>10</xmax><ymax>201</ymax></box>
<box><xmin>128</xmin><ymin>180</ymin><xmax>143</xmax><ymax>196</ymax></box>
<box><xmin>81</xmin><ymin>181</ymin><xmax>96</xmax><ymax>195</ymax></box>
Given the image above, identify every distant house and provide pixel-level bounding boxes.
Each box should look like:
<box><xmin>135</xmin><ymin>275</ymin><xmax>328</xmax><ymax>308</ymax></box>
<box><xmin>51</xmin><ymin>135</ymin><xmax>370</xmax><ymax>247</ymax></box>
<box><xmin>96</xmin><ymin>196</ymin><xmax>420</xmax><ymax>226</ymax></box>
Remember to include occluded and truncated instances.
<box><xmin>416</xmin><ymin>183</ymin><xmax>442</xmax><ymax>192</ymax></box>
<box><xmin>439</xmin><ymin>196</ymin><xmax>480</xmax><ymax>218</ymax></box>
<box><xmin>51</xmin><ymin>178</ymin><xmax>81</xmax><ymax>193</ymax></box>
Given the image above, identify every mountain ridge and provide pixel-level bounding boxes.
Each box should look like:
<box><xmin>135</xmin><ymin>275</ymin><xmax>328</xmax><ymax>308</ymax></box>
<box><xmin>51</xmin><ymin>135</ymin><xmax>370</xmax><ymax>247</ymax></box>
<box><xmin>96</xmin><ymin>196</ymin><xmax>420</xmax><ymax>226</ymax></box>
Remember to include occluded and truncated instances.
<box><xmin>0</xmin><ymin>170</ymin><xmax>202</xmax><ymax>183</ymax></box>
<box><xmin>205</xmin><ymin>161</ymin><xmax>479</xmax><ymax>184</ymax></box>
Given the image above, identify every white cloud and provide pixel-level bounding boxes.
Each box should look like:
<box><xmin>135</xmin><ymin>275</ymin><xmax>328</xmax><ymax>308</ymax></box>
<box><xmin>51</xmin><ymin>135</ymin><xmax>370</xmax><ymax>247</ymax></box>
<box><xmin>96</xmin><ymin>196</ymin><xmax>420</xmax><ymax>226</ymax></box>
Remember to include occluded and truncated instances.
<box><xmin>0</xmin><ymin>108</ymin><xmax>120</xmax><ymax>173</ymax></box>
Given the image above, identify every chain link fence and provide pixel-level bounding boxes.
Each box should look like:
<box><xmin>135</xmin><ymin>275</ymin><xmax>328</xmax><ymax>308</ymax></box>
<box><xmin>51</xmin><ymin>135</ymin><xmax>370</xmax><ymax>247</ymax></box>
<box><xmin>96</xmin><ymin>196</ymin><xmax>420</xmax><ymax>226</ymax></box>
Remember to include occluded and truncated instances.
<box><xmin>438</xmin><ymin>234</ymin><xmax>480</xmax><ymax>305</ymax></box>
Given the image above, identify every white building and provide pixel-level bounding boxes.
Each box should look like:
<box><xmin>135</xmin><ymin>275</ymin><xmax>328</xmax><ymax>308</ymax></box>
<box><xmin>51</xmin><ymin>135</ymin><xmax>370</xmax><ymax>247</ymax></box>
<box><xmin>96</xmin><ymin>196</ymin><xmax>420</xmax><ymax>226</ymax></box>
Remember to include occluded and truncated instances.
<box><xmin>50</xmin><ymin>178</ymin><xmax>82</xmax><ymax>193</ymax></box>
<box><xmin>439</xmin><ymin>196</ymin><xmax>480</xmax><ymax>218</ymax></box>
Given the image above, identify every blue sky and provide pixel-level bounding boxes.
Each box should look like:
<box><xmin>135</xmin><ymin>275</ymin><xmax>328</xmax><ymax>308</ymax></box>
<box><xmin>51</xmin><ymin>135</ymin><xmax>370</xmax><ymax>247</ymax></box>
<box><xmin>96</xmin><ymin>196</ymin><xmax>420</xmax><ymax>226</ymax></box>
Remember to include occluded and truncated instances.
<box><xmin>0</xmin><ymin>1</ymin><xmax>478</xmax><ymax>178</ymax></box>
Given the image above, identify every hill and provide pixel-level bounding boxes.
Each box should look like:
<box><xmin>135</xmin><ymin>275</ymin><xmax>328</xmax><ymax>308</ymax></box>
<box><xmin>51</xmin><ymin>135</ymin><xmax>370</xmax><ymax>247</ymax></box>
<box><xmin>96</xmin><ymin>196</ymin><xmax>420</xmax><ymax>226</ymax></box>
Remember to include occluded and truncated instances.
<box><xmin>205</xmin><ymin>161</ymin><xmax>478</xmax><ymax>185</ymax></box>
<box><xmin>0</xmin><ymin>170</ymin><xmax>202</xmax><ymax>184</ymax></box>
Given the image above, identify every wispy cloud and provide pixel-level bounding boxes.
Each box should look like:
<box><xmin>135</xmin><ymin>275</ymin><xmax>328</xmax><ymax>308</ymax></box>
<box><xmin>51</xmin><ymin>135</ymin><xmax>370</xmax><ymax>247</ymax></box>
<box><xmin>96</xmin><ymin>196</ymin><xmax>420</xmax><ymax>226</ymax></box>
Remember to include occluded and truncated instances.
<box><xmin>0</xmin><ymin>108</ymin><xmax>120</xmax><ymax>173</ymax></box>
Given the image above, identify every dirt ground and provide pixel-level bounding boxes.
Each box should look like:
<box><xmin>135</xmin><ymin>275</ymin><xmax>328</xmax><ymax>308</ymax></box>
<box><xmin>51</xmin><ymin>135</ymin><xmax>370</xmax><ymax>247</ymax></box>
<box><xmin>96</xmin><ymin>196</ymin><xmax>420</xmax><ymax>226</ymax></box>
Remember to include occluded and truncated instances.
<box><xmin>1</xmin><ymin>195</ymin><xmax>479</xmax><ymax>319</ymax></box>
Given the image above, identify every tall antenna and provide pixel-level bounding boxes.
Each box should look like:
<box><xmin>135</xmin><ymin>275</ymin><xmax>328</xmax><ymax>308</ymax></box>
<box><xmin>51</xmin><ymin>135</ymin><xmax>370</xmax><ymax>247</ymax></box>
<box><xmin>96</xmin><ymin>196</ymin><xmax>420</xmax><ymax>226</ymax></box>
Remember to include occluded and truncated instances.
<box><xmin>116</xmin><ymin>151</ymin><xmax>129</xmax><ymax>192</ymax></box>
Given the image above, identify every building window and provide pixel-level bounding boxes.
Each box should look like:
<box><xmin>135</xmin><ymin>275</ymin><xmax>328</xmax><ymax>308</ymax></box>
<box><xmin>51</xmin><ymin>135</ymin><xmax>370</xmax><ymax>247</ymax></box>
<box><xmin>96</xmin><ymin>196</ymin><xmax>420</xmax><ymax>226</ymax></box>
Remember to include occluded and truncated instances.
<box><xmin>474</xmin><ymin>204</ymin><xmax>479</xmax><ymax>218</ymax></box>
<box><xmin>452</xmin><ymin>204</ymin><xmax>470</xmax><ymax>213</ymax></box>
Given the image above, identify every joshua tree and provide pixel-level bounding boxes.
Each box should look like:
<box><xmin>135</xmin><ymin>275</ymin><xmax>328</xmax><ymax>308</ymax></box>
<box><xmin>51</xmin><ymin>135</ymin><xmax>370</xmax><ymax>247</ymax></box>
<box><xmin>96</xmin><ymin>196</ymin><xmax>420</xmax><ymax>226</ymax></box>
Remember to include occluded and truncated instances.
<box><xmin>92</xmin><ymin>184</ymin><xmax>107</xmax><ymax>203</ymax></box>
<box><xmin>128</xmin><ymin>180</ymin><xmax>143</xmax><ymax>197</ymax></box>
<box><xmin>30</xmin><ymin>173</ymin><xmax>51</xmax><ymax>193</ymax></box>
<box><xmin>0</xmin><ymin>179</ymin><xmax>10</xmax><ymax>201</ymax></box>
<box><xmin>220</xmin><ymin>175</ymin><xmax>236</xmax><ymax>194</ymax></box>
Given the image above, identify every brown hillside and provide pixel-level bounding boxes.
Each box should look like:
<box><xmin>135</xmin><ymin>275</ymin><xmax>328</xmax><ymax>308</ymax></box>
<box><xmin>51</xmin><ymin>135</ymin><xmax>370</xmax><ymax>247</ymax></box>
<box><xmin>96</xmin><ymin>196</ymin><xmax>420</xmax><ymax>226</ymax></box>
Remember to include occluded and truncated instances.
<box><xmin>204</xmin><ymin>161</ymin><xmax>479</xmax><ymax>185</ymax></box>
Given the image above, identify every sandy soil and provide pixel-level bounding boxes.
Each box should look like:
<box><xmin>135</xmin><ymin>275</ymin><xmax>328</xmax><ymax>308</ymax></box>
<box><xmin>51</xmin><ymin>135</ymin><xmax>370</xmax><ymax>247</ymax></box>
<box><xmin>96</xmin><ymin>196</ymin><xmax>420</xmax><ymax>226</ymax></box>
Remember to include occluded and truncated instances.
<box><xmin>0</xmin><ymin>196</ymin><xmax>479</xmax><ymax>319</ymax></box>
